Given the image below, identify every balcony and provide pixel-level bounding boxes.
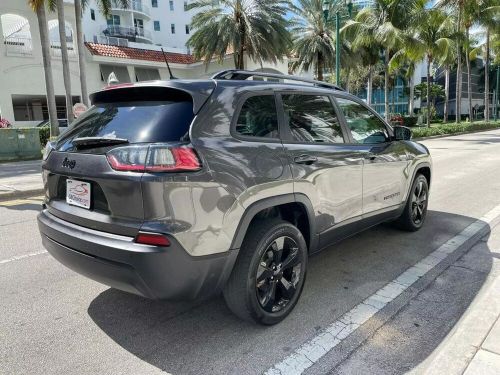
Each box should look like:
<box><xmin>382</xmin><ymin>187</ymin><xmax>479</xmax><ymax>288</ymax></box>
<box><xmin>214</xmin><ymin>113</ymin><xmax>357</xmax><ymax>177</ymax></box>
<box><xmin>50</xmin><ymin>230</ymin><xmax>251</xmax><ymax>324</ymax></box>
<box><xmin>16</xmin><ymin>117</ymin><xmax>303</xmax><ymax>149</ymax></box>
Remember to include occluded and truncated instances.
<box><xmin>3</xmin><ymin>37</ymin><xmax>33</xmax><ymax>57</ymax></box>
<box><xmin>101</xmin><ymin>25</ymin><xmax>152</xmax><ymax>44</ymax></box>
<box><xmin>111</xmin><ymin>0</ymin><xmax>151</xmax><ymax>18</ymax></box>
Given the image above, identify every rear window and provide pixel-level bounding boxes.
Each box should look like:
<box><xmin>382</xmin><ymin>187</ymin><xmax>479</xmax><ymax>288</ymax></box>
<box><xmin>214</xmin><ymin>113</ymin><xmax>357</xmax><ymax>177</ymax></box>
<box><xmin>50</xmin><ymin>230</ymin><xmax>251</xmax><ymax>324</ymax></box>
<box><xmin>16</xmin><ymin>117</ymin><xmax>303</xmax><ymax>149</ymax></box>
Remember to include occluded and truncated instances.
<box><xmin>56</xmin><ymin>100</ymin><xmax>194</xmax><ymax>152</ymax></box>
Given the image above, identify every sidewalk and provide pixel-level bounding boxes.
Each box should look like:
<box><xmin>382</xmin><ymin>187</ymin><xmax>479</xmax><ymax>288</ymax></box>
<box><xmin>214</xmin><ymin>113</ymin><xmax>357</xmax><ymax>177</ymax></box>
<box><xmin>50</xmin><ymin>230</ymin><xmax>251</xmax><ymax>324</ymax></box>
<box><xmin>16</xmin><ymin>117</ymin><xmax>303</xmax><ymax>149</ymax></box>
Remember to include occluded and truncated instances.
<box><xmin>411</xmin><ymin>224</ymin><xmax>500</xmax><ymax>375</ymax></box>
<box><xmin>0</xmin><ymin>159</ymin><xmax>43</xmax><ymax>201</ymax></box>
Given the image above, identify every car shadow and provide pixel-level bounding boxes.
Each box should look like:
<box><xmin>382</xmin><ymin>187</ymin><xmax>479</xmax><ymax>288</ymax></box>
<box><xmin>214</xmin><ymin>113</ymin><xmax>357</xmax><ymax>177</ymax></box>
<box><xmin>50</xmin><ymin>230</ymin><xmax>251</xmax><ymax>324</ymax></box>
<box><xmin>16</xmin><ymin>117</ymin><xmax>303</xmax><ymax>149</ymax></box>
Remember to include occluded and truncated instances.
<box><xmin>87</xmin><ymin>210</ymin><xmax>493</xmax><ymax>375</ymax></box>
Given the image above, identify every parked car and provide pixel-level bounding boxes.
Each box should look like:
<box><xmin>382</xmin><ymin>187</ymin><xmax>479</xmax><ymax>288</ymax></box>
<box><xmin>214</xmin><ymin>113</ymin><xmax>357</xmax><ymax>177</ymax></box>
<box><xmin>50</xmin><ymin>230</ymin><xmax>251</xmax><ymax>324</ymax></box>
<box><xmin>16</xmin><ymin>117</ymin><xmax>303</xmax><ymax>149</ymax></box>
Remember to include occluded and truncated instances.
<box><xmin>37</xmin><ymin>70</ymin><xmax>432</xmax><ymax>325</ymax></box>
<box><xmin>36</xmin><ymin>119</ymin><xmax>69</xmax><ymax>133</ymax></box>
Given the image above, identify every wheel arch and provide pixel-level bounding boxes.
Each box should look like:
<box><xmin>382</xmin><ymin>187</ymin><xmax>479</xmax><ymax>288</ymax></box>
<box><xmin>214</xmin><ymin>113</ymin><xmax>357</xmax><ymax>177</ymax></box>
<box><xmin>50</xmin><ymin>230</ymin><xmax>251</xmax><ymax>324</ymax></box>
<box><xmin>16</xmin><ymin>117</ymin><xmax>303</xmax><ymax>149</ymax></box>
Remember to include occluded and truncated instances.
<box><xmin>230</xmin><ymin>194</ymin><xmax>318</xmax><ymax>253</ymax></box>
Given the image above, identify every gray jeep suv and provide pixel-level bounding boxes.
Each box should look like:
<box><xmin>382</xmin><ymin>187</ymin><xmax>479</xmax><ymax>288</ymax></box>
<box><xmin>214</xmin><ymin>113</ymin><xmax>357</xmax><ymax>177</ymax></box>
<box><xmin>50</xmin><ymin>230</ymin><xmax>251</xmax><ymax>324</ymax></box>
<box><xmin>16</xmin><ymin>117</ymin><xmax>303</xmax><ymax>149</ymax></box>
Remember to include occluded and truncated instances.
<box><xmin>38</xmin><ymin>70</ymin><xmax>431</xmax><ymax>325</ymax></box>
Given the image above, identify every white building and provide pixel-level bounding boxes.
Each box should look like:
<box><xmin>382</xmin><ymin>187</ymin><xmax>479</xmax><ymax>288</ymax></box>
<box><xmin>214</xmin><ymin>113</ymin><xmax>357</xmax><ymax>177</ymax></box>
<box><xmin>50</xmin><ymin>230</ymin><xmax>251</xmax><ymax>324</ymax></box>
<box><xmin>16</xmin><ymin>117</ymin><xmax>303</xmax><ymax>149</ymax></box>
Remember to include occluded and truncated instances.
<box><xmin>82</xmin><ymin>0</ymin><xmax>196</xmax><ymax>53</ymax></box>
<box><xmin>0</xmin><ymin>0</ymin><xmax>289</xmax><ymax>127</ymax></box>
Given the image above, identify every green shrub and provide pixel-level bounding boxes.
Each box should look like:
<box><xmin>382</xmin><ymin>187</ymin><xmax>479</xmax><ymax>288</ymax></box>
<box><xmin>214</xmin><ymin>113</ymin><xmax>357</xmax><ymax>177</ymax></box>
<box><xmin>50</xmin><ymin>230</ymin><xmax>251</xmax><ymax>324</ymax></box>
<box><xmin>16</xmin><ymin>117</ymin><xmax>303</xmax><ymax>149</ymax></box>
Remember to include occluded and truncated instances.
<box><xmin>403</xmin><ymin>116</ymin><xmax>418</xmax><ymax>127</ymax></box>
<box><xmin>412</xmin><ymin>121</ymin><xmax>500</xmax><ymax>138</ymax></box>
<box><xmin>39</xmin><ymin>126</ymin><xmax>50</xmax><ymax>146</ymax></box>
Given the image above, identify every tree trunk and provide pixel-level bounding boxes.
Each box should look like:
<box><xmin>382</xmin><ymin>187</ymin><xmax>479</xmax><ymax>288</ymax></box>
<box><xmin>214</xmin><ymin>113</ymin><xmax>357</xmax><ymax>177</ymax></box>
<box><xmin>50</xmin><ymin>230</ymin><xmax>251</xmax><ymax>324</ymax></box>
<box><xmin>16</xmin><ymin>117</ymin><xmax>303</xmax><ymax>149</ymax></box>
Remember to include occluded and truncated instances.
<box><xmin>56</xmin><ymin>0</ymin><xmax>73</xmax><ymax>124</ymax></box>
<box><xmin>384</xmin><ymin>48</ymin><xmax>390</xmax><ymax>122</ymax></box>
<box><xmin>466</xmin><ymin>26</ymin><xmax>473</xmax><ymax>122</ymax></box>
<box><xmin>317</xmin><ymin>52</ymin><xmax>323</xmax><ymax>81</ymax></box>
<box><xmin>456</xmin><ymin>6</ymin><xmax>462</xmax><ymax>123</ymax></box>
<box><xmin>74</xmin><ymin>0</ymin><xmax>88</xmax><ymax>106</ymax></box>
<box><xmin>426</xmin><ymin>58</ymin><xmax>431</xmax><ymax>128</ymax></box>
<box><xmin>345</xmin><ymin>66</ymin><xmax>351</xmax><ymax>93</ymax></box>
<box><xmin>444</xmin><ymin>65</ymin><xmax>450</xmax><ymax>123</ymax></box>
<box><xmin>485</xmin><ymin>28</ymin><xmax>490</xmax><ymax>122</ymax></box>
<box><xmin>367</xmin><ymin>65</ymin><xmax>373</xmax><ymax>107</ymax></box>
<box><xmin>36</xmin><ymin>4</ymin><xmax>59</xmax><ymax>138</ymax></box>
<box><xmin>409</xmin><ymin>75</ymin><xmax>415</xmax><ymax>116</ymax></box>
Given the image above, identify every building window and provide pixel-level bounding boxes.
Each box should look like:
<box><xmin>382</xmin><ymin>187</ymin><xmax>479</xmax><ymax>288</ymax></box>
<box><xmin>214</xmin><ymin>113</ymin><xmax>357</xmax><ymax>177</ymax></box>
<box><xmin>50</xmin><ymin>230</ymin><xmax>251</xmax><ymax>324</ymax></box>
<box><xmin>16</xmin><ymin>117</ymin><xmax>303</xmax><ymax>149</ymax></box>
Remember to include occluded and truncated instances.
<box><xmin>135</xmin><ymin>67</ymin><xmax>161</xmax><ymax>82</ymax></box>
<box><xmin>134</xmin><ymin>18</ymin><xmax>144</xmax><ymax>29</ymax></box>
<box><xmin>152</xmin><ymin>0</ymin><xmax>158</xmax><ymax>7</ymax></box>
<box><xmin>185</xmin><ymin>24</ymin><xmax>189</xmax><ymax>34</ymax></box>
<box><xmin>154</xmin><ymin>21</ymin><xmax>161</xmax><ymax>31</ymax></box>
<box><xmin>171</xmin><ymin>23</ymin><xmax>175</xmax><ymax>34</ymax></box>
<box><xmin>107</xmin><ymin>15</ymin><xmax>120</xmax><ymax>26</ymax></box>
<box><xmin>90</xmin><ymin>9</ymin><xmax>95</xmax><ymax>20</ymax></box>
<box><xmin>184</xmin><ymin>1</ymin><xmax>188</xmax><ymax>10</ymax></box>
<box><xmin>169</xmin><ymin>0</ymin><xmax>174</xmax><ymax>10</ymax></box>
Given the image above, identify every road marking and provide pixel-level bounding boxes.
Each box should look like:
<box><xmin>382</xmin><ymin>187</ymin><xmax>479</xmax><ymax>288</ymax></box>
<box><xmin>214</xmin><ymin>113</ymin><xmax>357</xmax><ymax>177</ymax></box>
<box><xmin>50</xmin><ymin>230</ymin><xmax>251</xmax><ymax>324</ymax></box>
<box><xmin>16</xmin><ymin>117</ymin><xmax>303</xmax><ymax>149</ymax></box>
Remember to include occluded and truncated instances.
<box><xmin>265</xmin><ymin>204</ymin><xmax>500</xmax><ymax>375</ymax></box>
<box><xmin>0</xmin><ymin>196</ymin><xmax>44</xmax><ymax>207</ymax></box>
<box><xmin>0</xmin><ymin>251</ymin><xmax>48</xmax><ymax>265</ymax></box>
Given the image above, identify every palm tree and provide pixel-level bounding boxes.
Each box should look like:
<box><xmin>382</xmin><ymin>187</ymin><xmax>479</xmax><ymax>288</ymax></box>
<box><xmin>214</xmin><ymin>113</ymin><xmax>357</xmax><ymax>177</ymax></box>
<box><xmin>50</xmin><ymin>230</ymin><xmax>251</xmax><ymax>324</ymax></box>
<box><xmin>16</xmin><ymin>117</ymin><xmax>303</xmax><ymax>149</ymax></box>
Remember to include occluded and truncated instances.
<box><xmin>187</xmin><ymin>0</ymin><xmax>291</xmax><ymax>70</ymax></box>
<box><xmin>343</xmin><ymin>0</ymin><xmax>417</xmax><ymax>121</ymax></box>
<box><xmin>74</xmin><ymin>1</ymin><xmax>129</xmax><ymax>107</ymax></box>
<box><xmin>471</xmin><ymin>1</ymin><xmax>500</xmax><ymax>122</ymax></box>
<box><xmin>29</xmin><ymin>0</ymin><xmax>59</xmax><ymax>137</ymax></box>
<box><xmin>438</xmin><ymin>44</ymin><xmax>457</xmax><ymax>123</ymax></box>
<box><xmin>406</xmin><ymin>5</ymin><xmax>453</xmax><ymax>127</ymax></box>
<box><xmin>289</xmin><ymin>0</ymin><xmax>343</xmax><ymax>81</ymax></box>
<box><xmin>50</xmin><ymin>0</ymin><xmax>73</xmax><ymax>124</ymax></box>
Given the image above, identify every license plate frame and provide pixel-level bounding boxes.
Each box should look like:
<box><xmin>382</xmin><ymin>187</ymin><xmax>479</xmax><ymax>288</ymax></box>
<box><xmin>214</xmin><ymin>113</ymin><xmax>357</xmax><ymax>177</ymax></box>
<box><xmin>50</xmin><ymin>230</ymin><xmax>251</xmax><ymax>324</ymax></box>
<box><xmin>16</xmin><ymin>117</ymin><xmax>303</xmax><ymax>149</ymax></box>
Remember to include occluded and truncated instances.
<box><xmin>66</xmin><ymin>179</ymin><xmax>91</xmax><ymax>209</ymax></box>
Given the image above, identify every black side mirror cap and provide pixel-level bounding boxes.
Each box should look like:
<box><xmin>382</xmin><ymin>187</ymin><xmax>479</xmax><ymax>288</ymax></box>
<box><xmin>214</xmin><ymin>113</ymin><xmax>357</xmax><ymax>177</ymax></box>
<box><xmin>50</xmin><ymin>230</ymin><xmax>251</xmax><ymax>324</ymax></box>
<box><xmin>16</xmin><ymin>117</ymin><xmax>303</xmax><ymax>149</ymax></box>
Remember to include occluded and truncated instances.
<box><xmin>393</xmin><ymin>126</ymin><xmax>412</xmax><ymax>141</ymax></box>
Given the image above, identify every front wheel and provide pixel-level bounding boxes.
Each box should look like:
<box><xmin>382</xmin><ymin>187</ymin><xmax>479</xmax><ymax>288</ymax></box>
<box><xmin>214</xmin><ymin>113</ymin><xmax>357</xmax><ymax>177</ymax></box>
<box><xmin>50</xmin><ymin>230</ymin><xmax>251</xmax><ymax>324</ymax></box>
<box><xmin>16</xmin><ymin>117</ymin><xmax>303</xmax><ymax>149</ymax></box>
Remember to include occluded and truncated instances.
<box><xmin>395</xmin><ymin>174</ymin><xmax>429</xmax><ymax>231</ymax></box>
<box><xmin>223</xmin><ymin>219</ymin><xmax>308</xmax><ymax>325</ymax></box>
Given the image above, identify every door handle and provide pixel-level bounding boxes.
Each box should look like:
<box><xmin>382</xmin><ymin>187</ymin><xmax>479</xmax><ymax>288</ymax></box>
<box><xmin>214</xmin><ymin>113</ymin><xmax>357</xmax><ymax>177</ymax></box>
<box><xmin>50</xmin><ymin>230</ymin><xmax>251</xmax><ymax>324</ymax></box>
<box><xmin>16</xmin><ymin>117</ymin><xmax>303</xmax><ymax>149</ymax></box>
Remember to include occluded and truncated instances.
<box><xmin>294</xmin><ymin>154</ymin><xmax>318</xmax><ymax>165</ymax></box>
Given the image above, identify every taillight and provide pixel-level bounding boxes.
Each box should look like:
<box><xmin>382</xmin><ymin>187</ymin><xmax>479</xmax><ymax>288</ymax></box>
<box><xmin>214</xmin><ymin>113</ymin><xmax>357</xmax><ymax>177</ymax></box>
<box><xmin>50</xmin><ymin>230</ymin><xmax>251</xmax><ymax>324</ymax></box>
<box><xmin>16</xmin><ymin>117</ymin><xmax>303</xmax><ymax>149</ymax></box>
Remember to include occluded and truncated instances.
<box><xmin>135</xmin><ymin>232</ymin><xmax>170</xmax><ymax>247</ymax></box>
<box><xmin>106</xmin><ymin>144</ymin><xmax>201</xmax><ymax>172</ymax></box>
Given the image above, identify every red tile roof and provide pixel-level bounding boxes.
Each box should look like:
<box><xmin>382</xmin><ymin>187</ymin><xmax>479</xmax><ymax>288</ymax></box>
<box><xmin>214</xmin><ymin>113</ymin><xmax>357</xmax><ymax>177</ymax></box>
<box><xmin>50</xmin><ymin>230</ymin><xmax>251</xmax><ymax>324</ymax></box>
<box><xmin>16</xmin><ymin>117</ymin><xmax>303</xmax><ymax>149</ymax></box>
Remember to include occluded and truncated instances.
<box><xmin>85</xmin><ymin>42</ymin><xmax>197</xmax><ymax>64</ymax></box>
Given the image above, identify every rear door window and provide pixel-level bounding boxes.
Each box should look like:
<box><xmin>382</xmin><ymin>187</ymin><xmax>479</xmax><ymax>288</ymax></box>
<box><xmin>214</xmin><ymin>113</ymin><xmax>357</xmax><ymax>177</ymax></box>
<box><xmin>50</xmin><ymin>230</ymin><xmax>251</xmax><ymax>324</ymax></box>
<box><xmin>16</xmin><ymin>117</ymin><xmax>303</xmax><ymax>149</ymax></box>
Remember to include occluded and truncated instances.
<box><xmin>281</xmin><ymin>94</ymin><xmax>345</xmax><ymax>144</ymax></box>
<box><xmin>56</xmin><ymin>100</ymin><xmax>194</xmax><ymax>152</ymax></box>
<box><xmin>235</xmin><ymin>95</ymin><xmax>279</xmax><ymax>139</ymax></box>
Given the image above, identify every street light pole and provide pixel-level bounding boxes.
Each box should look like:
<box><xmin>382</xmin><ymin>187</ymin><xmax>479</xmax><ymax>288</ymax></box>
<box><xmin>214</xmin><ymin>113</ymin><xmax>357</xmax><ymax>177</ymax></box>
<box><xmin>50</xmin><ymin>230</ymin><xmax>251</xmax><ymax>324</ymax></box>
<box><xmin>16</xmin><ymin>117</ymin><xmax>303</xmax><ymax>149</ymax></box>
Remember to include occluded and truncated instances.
<box><xmin>336</xmin><ymin>10</ymin><xmax>340</xmax><ymax>85</ymax></box>
<box><xmin>323</xmin><ymin>1</ymin><xmax>353</xmax><ymax>86</ymax></box>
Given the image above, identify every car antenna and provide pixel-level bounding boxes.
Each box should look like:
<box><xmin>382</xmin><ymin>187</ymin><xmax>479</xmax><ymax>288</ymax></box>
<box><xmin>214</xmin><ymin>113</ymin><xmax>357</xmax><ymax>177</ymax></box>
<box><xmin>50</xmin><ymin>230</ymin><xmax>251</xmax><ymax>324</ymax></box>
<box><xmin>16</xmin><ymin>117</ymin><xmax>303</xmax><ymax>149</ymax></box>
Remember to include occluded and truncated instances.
<box><xmin>161</xmin><ymin>48</ymin><xmax>177</xmax><ymax>80</ymax></box>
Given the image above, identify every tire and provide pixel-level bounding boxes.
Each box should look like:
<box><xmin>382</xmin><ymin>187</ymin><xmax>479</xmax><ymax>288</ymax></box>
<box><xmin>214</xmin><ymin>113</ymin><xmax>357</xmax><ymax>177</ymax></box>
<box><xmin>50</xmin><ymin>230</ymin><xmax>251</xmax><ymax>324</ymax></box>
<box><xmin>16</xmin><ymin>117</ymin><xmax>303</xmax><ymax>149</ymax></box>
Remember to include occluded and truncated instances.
<box><xmin>223</xmin><ymin>218</ymin><xmax>308</xmax><ymax>325</ymax></box>
<box><xmin>394</xmin><ymin>174</ymin><xmax>429</xmax><ymax>232</ymax></box>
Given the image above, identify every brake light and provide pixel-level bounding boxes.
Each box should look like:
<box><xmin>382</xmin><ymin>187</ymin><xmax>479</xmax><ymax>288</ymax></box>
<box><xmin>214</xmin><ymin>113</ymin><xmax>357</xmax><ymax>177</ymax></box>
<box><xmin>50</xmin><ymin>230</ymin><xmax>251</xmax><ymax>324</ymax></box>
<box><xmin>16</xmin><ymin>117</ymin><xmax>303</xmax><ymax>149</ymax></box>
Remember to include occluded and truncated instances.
<box><xmin>106</xmin><ymin>144</ymin><xmax>201</xmax><ymax>172</ymax></box>
<box><xmin>135</xmin><ymin>232</ymin><xmax>170</xmax><ymax>247</ymax></box>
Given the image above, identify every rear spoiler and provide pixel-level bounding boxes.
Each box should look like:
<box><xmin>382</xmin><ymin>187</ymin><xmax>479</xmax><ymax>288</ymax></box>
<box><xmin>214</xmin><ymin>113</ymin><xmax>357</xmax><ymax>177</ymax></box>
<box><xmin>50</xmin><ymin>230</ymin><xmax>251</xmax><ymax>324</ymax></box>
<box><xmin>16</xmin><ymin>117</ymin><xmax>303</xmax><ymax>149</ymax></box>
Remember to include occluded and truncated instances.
<box><xmin>89</xmin><ymin>80</ymin><xmax>216</xmax><ymax>114</ymax></box>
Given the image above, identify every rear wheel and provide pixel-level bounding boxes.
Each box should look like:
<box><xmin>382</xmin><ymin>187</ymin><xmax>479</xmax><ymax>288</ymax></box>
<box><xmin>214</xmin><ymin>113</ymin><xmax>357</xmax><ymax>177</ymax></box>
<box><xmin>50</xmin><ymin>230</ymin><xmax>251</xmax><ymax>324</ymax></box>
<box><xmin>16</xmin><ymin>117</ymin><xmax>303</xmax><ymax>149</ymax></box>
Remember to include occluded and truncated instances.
<box><xmin>223</xmin><ymin>219</ymin><xmax>308</xmax><ymax>325</ymax></box>
<box><xmin>395</xmin><ymin>174</ymin><xmax>429</xmax><ymax>231</ymax></box>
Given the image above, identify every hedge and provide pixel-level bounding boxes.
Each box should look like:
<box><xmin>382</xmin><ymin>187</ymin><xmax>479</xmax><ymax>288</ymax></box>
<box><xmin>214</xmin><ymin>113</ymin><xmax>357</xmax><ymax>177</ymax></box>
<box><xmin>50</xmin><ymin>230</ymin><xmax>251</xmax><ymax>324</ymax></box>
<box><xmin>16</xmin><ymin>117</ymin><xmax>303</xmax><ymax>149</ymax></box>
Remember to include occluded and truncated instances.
<box><xmin>402</xmin><ymin>116</ymin><xmax>418</xmax><ymax>127</ymax></box>
<box><xmin>39</xmin><ymin>126</ymin><xmax>50</xmax><ymax>147</ymax></box>
<box><xmin>412</xmin><ymin>121</ymin><xmax>500</xmax><ymax>138</ymax></box>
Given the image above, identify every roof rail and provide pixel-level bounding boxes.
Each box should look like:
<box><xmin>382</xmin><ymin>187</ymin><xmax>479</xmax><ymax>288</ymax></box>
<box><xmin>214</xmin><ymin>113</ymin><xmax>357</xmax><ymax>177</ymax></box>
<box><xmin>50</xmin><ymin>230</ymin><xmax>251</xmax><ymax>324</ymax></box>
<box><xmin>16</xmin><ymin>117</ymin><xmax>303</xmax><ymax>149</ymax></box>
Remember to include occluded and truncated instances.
<box><xmin>211</xmin><ymin>70</ymin><xmax>344</xmax><ymax>91</ymax></box>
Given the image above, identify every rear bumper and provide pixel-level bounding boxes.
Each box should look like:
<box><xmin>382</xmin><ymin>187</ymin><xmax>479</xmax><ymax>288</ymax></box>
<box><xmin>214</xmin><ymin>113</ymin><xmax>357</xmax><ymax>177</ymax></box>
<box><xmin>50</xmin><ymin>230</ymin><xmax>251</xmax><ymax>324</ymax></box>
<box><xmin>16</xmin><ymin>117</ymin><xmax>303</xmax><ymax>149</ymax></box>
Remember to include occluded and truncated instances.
<box><xmin>37</xmin><ymin>210</ymin><xmax>238</xmax><ymax>300</ymax></box>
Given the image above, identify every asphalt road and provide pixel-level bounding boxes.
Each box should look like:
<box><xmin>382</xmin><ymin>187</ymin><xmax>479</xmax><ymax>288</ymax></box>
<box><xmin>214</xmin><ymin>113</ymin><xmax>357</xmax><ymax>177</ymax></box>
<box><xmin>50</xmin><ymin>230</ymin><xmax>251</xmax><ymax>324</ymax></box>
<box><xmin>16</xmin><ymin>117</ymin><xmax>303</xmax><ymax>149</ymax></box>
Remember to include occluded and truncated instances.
<box><xmin>2</xmin><ymin>129</ymin><xmax>500</xmax><ymax>375</ymax></box>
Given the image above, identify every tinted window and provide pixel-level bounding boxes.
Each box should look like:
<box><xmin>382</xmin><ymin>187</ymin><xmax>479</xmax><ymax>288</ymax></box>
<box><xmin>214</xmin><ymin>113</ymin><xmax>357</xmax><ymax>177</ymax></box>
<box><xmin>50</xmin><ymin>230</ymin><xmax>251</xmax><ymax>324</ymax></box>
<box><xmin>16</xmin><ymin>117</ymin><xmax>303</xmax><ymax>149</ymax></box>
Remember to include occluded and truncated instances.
<box><xmin>235</xmin><ymin>95</ymin><xmax>279</xmax><ymax>139</ymax></box>
<box><xmin>56</xmin><ymin>101</ymin><xmax>194</xmax><ymax>152</ymax></box>
<box><xmin>282</xmin><ymin>94</ymin><xmax>344</xmax><ymax>143</ymax></box>
<box><xmin>336</xmin><ymin>97</ymin><xmax>389</xmax><ymax>144</ymax></box>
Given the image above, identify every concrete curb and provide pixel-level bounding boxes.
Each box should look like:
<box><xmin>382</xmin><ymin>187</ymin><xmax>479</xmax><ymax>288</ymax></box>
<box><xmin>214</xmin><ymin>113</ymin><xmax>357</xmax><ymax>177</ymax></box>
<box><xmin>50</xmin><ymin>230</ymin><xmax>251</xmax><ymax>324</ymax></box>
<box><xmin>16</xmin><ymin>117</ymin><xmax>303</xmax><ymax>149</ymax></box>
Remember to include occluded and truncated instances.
<box><xmin>0</xmin><ymin>188</ymin><xmax>45</xmax><ymax>202</ymax></box>
<box><xmin>410</xmin><ymin>251</ymin><xmax>500</xmax><ymax>374</ymax></box>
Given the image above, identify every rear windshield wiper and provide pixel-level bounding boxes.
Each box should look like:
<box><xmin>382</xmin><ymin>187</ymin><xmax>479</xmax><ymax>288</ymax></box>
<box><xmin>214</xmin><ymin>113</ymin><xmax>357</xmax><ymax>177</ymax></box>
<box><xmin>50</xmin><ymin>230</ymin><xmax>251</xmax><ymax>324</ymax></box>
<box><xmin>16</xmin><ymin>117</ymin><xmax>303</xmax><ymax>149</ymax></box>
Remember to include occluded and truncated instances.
<box><xmin>72</xmin><ymin>137</ymin><xmax>129</xmax><ymax>148</ymax></box>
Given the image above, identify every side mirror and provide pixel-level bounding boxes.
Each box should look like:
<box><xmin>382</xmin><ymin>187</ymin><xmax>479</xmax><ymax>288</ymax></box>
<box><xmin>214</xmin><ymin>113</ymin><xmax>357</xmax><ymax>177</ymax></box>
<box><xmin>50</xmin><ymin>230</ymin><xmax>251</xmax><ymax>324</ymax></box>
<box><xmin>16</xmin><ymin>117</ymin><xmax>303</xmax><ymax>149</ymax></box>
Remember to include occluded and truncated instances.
<box><xmin>393</xmin><ymin>126</ymin><xmax>412</xmax><ymax>141</ymax></box>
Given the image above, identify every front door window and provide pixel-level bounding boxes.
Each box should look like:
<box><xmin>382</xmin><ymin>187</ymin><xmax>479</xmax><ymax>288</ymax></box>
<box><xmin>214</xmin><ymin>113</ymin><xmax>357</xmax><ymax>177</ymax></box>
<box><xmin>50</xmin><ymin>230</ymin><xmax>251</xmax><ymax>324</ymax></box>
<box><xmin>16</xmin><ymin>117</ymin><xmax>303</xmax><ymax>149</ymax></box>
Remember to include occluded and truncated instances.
<box><xmin>335</xmin><ymin>97</ymin><xmax>389</xmax><ymax>144</ymax></box>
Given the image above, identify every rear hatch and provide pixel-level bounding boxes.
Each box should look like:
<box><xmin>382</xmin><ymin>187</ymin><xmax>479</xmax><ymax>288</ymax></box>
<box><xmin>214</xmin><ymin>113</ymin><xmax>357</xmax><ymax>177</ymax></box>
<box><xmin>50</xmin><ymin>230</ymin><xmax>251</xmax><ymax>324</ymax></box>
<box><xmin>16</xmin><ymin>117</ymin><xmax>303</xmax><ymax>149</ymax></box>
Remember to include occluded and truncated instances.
<box><xmin>42</xmin><ymin>83</ymin><xmax>214</xmax><ymax>236</ymax></box>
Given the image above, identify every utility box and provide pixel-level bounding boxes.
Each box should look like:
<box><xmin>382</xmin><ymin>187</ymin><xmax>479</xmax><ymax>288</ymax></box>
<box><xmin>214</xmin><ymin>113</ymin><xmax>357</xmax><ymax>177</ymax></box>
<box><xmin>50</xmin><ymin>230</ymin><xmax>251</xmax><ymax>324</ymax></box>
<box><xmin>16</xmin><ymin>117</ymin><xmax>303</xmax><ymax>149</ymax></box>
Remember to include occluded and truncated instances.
<box><xmin>0</xmin><ymin>128</ymin><xmax>41</xmax><ymax>162</ymax></box>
